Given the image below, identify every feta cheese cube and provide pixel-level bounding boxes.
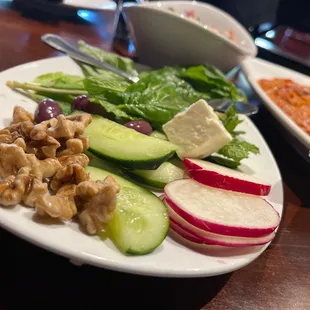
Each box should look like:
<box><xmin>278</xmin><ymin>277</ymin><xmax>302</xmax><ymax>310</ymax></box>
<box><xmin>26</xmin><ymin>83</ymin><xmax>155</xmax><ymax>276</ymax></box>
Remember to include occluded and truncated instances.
<box><xmin>162</xmin><ymin>99</ymin><xmax>232</xmax><ymax>159</ymax></box>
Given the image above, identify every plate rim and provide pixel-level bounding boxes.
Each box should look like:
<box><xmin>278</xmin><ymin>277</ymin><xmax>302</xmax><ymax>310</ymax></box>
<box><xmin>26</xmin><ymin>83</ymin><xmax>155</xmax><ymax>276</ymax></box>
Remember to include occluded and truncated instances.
<box><xmin>0</xmin><ymin>55</ymin><xmax>284</xmax><ymax>278</ymax></box>
<box><xmin>240</xmin><ymin>57</ymin><xmax>310</xmax><ymax>150</ymax></box>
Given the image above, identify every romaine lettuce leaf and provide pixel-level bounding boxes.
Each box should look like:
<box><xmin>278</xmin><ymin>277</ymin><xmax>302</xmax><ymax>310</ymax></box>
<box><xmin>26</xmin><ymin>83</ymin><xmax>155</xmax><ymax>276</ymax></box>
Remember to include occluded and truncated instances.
<box><xmin>80</xmin><ymin>64</ymin><xmax>128</xmax><ymax>82</ymax></box>
<box><xmin>34</xmin><ymin>72</ymin><xmax>85</xmax><ymax>90</ymax></box>
<box><xmin>78</xmin><ymin>40</ymin><xmax>137</xmax><ymax>75</ymax></box>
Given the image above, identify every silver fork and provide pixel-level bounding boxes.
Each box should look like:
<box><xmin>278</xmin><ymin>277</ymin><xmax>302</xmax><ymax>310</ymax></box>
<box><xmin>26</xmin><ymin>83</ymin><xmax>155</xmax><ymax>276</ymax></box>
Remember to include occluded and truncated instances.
<box><xmin>41</xmin><ymin>33</ymin><xmax>140</xmax><ymax>83</ymax></box>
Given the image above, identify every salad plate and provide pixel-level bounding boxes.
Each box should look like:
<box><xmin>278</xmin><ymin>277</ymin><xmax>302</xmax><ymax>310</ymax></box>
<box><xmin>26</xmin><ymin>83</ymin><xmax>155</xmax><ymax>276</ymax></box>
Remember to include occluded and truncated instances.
<box><xmin>0</xmin><ymin>54</ymin><xmax>283</xmax><ymax>278</ymax></box>
<box><xmin>240</xmin><ymin>57</ymin><xmax>310</xmax><ymax>162</ymax></box>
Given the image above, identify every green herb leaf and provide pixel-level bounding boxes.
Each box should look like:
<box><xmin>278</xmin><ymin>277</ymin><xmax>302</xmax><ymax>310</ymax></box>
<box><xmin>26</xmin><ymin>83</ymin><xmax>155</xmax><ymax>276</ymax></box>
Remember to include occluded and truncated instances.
<box><xmin>90</xmin><ymin>97</ymin><xmax>135</xmax><ymax>122</ymax></box>
<box><xmin>222</xmin><ymin>103</ymin><xmax>243</xmax><ymax>133</ymax></box>
<box><xmin>78</xmin><ymin>40</ymin><xmax>137</xmax><ymax>75</ymax></box>
<box><xmin>231</xmin><ymin>130</ymin><xmax>246</xmax><ymax>137</ymax></box>
<box><xmin>34</xmin><ymin>72</ymin><xmax>85</xmax><ymax>90</ymax></box>
<box><xmin>80</xmin><ymin>64</ymin><xmax>128</xmax><ymax>82</ymax></box>
<box><xmin>217</xmin><ymin>138</ymin><xmax>260</xmax><ymax>163</ymax></box>
<box><xmin>121</xmin><ymin>67</ymin><xmax>197</xmax><ymax>129</ymax></box>
<box><xmin>179</xmin><ymin>65</ymin><xmax>247</xmax><ymax>102</ymax></box>
<box><xmin>207</xmin><ymin>155</ymin><xmax>240</xmax><ymax>169</ymax></box>
<box><xmin>6</xmin><ymin>81</ymin><xmax>87</xmax><ymax>95</ymax></box>
<box><xmin>84</xmin><ymin>76</ymin><xmax>129</xmax><ymax>104</ymax></box>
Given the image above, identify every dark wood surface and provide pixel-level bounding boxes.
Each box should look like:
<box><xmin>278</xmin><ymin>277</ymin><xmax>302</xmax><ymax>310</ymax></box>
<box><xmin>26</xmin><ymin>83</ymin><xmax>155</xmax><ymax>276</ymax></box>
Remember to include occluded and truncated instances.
<box><xmin>0</xmin><ymin>2</ymin><xmax>310</xmax><ymax>310</ymax></box>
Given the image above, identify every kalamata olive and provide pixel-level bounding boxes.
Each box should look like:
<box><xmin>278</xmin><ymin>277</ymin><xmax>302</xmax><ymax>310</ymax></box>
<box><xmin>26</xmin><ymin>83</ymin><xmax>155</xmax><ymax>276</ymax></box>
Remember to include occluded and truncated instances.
<box><xmin>34</xmin><ymin>98</ymin><xmax>62</xmax><ymax>123</ymax></box>
<box><xmin>72</xmin><ymin>94</ymin><xmax>89</xmax><ymax>111</ymax></box>
<box><xmin>72</xmin><ymin>95</ymin><xmax>107</xmax><ymax>117</ymax></box>
<box><xmin>124</xmin><ymin>120</ymin><xmax>153</xmax><ymax>135</ymax></box>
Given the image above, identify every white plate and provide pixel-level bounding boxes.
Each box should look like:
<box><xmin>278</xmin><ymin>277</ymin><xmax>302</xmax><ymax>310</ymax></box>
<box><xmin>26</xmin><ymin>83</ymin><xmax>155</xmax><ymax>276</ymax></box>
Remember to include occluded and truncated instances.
<box><xmin>0</xmin><ymin>56</ymin><xmax>283</xmax><ymax>278</ymax></box>
<box><xmin>240</xmin><ymin>57</ymin><xmax>310</xmax><ymax>153</ymax></box>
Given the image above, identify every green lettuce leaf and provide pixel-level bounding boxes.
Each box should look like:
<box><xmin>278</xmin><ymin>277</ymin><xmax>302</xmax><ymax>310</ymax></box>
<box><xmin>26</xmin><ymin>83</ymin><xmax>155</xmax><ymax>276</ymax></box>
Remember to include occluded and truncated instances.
<box><xmin>34</xmin><ymin>72</ymin><xmax>85</xmax><ymax>90</ymax></box>
<box><xmin>90</xmin><ymin>97</ymin><xmax>135</xmax><ymax>122</ymax></box>
<box><xmin>80</xmin><ymin>64</ymin><xmax>128</xmax><ymax>82</ymax></box>
<box><xmin>83</xmin><ymin>76</ymin><xmax>129</xmax><ymax>104</ymax></box>
<box><xmin>78</xmin><ymin>40</ymin><xmax>137</xmax><ymax>75</ymax></box>
<box><xmin>179</xmin><ymin>65</ymin><xmax>247</xmax><ymax>102</ymax></box>
<box><xmin>121</xmin><ymin>67</ymin><xmax>198</xmax><ymax>129</ymax></box>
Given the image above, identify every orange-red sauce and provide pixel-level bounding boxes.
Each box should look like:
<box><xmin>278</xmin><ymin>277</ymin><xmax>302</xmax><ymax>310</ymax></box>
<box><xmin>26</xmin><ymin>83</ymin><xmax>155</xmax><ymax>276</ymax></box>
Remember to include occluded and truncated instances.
<box><xmin>258</xmin><ymin>78</ymin><xmax>310</xmax><ymax>135</ymax></box>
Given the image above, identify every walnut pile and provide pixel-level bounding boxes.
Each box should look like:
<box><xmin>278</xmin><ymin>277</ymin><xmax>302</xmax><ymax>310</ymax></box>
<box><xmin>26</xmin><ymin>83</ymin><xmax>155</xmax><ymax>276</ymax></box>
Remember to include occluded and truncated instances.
<box><xmin>0</xmin><ymin>106</ymin><xmax>120</xmax><ymax>235</ymax></box>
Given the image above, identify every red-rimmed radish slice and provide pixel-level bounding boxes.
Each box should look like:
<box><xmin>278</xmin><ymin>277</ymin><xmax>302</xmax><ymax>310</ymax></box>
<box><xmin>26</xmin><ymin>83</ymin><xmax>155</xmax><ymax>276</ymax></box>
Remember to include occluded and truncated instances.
<box><xmin>164</xmin><ymin>179</ymin><xmax>280</xmax><ymax>238</ymax></box>
<box><xmin>170</xmin><ymin>218</ymin><xmax>204</xmax><ymax>244</ymax></box>
<box><xmin>170</xmin><ymin>220</ymin><xmax>230</xmax><ymax>253</ymax></box>
<box><xmin>168</xmin><ymin>203</ymin><xmax>275</xmax><ymax>247</ymax></box>
<box><xmin>184</xmin><ymin>158</ymin><xmax>271</xmax><ymax>196</ymax></box>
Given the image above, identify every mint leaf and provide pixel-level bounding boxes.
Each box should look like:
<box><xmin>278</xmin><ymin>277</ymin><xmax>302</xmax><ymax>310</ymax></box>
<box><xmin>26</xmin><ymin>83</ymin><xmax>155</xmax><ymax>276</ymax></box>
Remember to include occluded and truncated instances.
<box><xmin>222</xmin><ymin>103</ymin><xmax>243</xmax><ymax>133</ymax></box>
<box><xmin>218</xmin><ymin>138</ymin><xmax>260</xmax><ymax>163</ymax></box>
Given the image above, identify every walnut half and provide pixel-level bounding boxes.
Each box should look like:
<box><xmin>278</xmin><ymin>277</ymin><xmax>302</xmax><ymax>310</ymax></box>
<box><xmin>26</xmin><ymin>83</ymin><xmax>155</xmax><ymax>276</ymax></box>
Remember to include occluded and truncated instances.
<box><xmin>11</xmin><ymin>106</ymin><xmax>34</xmax><ymax>124</ymax></box>
<box><xmin>77</xmin><ymin>176</ymin><xmax>120</xmax><ymax>235</ymax></box>
<box><xmin>0</xmin><ymin>168</ymin><xmax>48</xmax><ymax>207</ymax></box>
<box><xmin>0</xmin><ymin>144</ymin><xmax>28</xmax><ymax>178</ymax></box>
<box><xmin>35</xmin><ymin>184</ymin><xmax>77</xmax><ymax>221</ymax></box>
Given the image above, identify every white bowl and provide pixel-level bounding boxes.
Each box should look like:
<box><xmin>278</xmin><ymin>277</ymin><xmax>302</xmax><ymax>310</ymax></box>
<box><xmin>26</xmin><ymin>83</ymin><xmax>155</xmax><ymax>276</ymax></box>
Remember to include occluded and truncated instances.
<box><xmin>240</xmin><ymin>57</ymin><xmax>310</xmax><ymax>162</ymax></box>
<box><xmin>124</xmin><ymin>1</ymin><xmax>257</xmax><ymax>72</ymax></box>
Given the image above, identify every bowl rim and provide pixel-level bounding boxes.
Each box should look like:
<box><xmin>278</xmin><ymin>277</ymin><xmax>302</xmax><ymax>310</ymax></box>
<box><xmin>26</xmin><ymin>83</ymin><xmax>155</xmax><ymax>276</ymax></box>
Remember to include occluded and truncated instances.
<box><xmin>124</xmin><ymin>0</ymin><xmax>257</xmax><ymax>57</ymax></box>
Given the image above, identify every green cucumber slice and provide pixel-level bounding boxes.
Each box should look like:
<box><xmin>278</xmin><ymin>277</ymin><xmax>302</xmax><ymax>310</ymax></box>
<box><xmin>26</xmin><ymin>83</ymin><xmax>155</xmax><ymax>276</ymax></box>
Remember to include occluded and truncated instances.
<box><xmin>86</xmin><ymin>166</ymin><xmax>169</xmax><ymax>255</ymax></box>
<box><xmin>127</xmin><ymin>162</ymin><xmax>184</xmax><ymax>189</ymax></box>
<box><xmin>84</xmin><ymin>115</ymin><xmax>177</xmax><ymax>169</ymax></box>
<box><xmin>150</xmin><ymin>130</ymin><xmax>168</xmax><ymax>140</ymax></box>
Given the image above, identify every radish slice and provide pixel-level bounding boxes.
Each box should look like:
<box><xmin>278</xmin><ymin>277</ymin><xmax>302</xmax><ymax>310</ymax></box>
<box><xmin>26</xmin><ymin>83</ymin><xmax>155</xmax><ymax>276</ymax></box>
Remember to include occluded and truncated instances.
<box><xmin>164</xmin><ymin>179</ymin><xmax>280</xmax><ymax>237</ymax></box>
<box><xmin>184</xmin><ymin>158</ymin><xmax>271</xmax><ymax>196</ymax></box>
<box><xmin>167</xmin><ymin>202</ymin><xmax>275</xmax><ymax>247</ymax></box>
<box><xmin>169</xmin><ymin>221</ymin><xmax>232</xmax><ymax>253</ymax></box>
<box><xmin>170</xmin><ymin>219</ymin><xmax>204</xmax><ymax>244</ymax></box>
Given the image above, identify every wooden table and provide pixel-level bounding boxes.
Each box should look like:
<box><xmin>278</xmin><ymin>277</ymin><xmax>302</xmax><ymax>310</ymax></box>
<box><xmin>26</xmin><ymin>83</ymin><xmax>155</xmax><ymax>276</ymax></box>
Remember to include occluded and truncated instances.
<box><xmin>0</xmin><ymin>2</ymin><xmax>310</xmax><ymax>310</ymax></box>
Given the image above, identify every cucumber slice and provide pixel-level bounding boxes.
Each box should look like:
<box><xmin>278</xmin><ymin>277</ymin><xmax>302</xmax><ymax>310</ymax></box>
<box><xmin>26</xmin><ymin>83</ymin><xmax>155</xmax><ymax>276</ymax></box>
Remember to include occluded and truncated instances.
<box><xmin>84</xmin><ymin>115</ymin><xmax>177</xmax><ymax>170</ymax></box>
<box><xmin>127</xmin><ymin>162</ymin><xmax>184</xmax><ymax>189</ymax></box>
<box><xmin>150</xmin><ymin>130</ymin><xmax>168</xmax><ymax>140</ymax></box>
<box><xmin>86</xmin><ymin>166</ymin><xmax>169</xmax><ymax>255</ymax></box>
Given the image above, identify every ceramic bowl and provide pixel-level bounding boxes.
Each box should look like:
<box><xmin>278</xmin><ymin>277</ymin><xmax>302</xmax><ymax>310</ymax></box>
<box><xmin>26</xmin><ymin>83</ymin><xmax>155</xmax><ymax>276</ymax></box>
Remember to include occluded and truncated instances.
<box><xmin>124</xmin><ymin>1</ymin><xmax>257</xmax><ymax>72</ymax></box>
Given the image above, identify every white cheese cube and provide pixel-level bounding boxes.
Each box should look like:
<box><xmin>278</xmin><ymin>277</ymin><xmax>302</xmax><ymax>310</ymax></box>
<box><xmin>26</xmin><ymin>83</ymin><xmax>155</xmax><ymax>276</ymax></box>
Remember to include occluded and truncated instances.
<box><xmin>162</xmin><ymin>99</ymin><xmax>232</xmax><ymax>159</ymax></box>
